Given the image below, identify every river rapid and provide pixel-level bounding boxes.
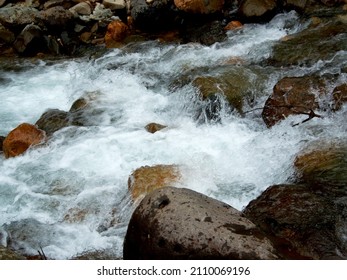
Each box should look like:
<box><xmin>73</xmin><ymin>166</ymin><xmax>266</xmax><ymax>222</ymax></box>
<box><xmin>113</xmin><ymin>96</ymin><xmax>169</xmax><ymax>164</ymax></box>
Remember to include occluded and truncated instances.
<box><xmin>0</xmin><ymin>11</ymin><xmax>346</xmax><ymax>259</ymax></box>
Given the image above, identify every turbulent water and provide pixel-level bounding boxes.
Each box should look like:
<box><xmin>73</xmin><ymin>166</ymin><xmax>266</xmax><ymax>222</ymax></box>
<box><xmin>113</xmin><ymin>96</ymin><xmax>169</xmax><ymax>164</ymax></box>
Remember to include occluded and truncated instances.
<box><xmin>0</xmin><ymin>12</ymin><xmax>346</xmax><ymax>259</ymax></box>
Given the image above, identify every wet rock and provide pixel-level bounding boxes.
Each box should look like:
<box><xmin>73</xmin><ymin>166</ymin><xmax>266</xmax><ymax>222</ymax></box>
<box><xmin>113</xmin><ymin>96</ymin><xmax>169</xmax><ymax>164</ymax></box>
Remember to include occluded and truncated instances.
<box><xmin>13</xmin><ymin>24</ymin><xmax>46</xmax><ymax>56</ymax></box>
<box><xmin>243</xmin><ymin>184</ymin><xmax>346</xmax><ymax>259</ymax></box>
<box><xmin>294</xmin><ymin>141</ymin><xmax>347</xmax><ymax>197</ymax></box>
<box><xmin>104</xmin><ymin>19</ymin><xmax>129</xmax><ymax>48</ymax></box>
<box><xmin>3</xmin><ymin>123</ymin><xmax>46</xmax><ymax>158</ymax></box>
<box><xmin>332</xmin><ymin>83</ymin><xmax>347</xmax><ymax>111</ymax></box>
<box><xmin>128</xmin><ymin>165</ymin><xmax>181</xmax><ymax>200</ymax></box>
<box><xmin>0</xmin><ymin>246</ymin><xmax>26</xmax><ymax>260</ymax></box>
<box><xmin>174</xmin><ymin>0</ymin><xmax>224</xmax><ymax>14</ymax></box>
<box><xmin>124</xmin><ymin>187</ymin><xmax>279</xmax><ymax>259</ymax></box>
<box><xmin>238</xmin><ymin>0</ymin><xmax>278</xmax><ymax>22</ymax></box>
<box><xmin>0</xmin><ymin>0</ymin><xmax>6</xmax><ymax>8</ymax></box>
<box><xmin>0</xmin><ymin>7</ymin><xmax>41</xmax><ymax>28</ymax></box>
<box><xmin>35</xmin><ymin>109</ymin><xmax>70</xmax><ymax>137</ymax></box>
<box><xmin>145</xmin><ymin>122</ymin><xmax>167</xmax><ymax>133</ymax></box>
<box><xmin>261</xmin><ymin>75</ymin><xmax>328</xmax><ymax>127</ymax></box>
<box><xmin>268</xmin><ymin>19</ymin><xmax>347</xmax><ymax>66</ymax></box>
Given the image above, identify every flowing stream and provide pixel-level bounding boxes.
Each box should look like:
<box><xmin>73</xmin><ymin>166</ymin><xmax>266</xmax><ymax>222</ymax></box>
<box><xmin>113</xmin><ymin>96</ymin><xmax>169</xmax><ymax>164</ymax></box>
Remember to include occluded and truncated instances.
<box><xmin>0</xmin><ymin>11</ymin><xmax>346</xmax><ymax>259</ymax></box>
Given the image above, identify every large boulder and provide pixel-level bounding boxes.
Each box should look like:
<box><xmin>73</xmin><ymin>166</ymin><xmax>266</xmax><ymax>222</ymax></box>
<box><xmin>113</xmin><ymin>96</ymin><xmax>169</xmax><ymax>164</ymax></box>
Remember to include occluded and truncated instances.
<box><xmin>174</xmin><ymin>0</ymin><xmax>224</xmax><ymax>14</ymax></box>
<box><xmin>243</xmin><ymin>184</ymin><xmax>346</xmax><ymax>259</ymax></box>
<box><xmin>124</xmin><ymin>187</ymin><xmax>279</xmax><ymax>259</ymax></box>
<box><xmin>2</xmin><ymin>123</ymin><xmax>46</xmax><ymax>158</ymax></box>
<box><xmin>261</xmin><ymin>75</ymin><xmax>331</xmax><ymax>127</ymax></box>
<box><xmin>128</xmin><ymin>165</ymin><xmax>181</xmax><ymax>200</ymax></box>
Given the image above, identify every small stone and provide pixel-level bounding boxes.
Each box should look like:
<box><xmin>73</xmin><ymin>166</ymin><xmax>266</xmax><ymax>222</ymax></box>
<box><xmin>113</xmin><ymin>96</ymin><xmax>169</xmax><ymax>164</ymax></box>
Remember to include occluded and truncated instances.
<box><xmin>224</xmin><ymin>20</ymin><xmax>243</xmax><ymax>31</ymax></box>
<box><xmin>104</xmin><ymin>19</ymin><xmax>129</xmax><ymax>48</ymax></box>
<box><xmin>70</xmin><ymin>2</ymin><xmax>92</xmax><ymax>16</ymax></box>
<box><xmin>144</xmin><ymin>123</ymin><xmax>167</xmax><ymax>133</ymax></box>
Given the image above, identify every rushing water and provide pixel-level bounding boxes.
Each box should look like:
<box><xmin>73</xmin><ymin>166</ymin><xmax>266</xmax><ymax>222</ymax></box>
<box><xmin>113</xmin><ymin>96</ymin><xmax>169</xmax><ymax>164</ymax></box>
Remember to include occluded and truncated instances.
<box><xmin>0</xmin><ymin>12</ymin><xmax>346</xmax><ymax>259</ymax></box>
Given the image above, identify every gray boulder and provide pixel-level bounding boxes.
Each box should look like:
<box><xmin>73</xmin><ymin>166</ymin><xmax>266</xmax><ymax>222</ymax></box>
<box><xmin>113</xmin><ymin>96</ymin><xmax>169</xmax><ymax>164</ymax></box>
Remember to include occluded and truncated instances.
<box><xmin>123</xmin><ymin>187</ymin><xmax>279</xmax><ymax>259</ymax></box>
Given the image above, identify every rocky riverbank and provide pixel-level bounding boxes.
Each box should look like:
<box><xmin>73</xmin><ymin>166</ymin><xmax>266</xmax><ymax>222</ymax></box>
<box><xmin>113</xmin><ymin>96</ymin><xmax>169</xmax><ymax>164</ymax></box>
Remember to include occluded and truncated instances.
<box><xmin>1</xmin><ymin>0</ymin><xmax>346</xmax><ymax>56</ymax></box>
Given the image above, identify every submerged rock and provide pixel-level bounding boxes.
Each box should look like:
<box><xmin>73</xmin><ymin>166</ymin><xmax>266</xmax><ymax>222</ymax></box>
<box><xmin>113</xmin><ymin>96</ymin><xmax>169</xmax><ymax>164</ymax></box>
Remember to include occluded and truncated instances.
<box><xmin>2</xmin><ymin>123</ymin><xmax>46</xmax><ymax>158</ymax></box>
<box><xmin>124</xmin><ymin>187</ymin><xmax>279</xmax><ymax>259</ymax></box>
<box><xmin>243</xmin><ymin>184</ymin><xmax>346</xmax><ymax>259</ymax></box>
<box><xmin>128</xmin><ymin>164</ymin><xmax>181</xmax><ymax>200</ymax></box>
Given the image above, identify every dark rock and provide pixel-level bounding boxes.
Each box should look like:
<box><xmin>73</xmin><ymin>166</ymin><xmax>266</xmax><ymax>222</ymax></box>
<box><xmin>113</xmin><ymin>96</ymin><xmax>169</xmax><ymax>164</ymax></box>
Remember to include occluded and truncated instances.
<box><xmin>243</xmin><ymin>184</ymin><xmax>346</xmax><ymax>259</ymax></box>
<box><xmin>182</xmin><ymin>20</ymin><xmax>226</xmax><ymax>45</ymax></box>
<box><xmin>261</xmin><ymin>75</ymin><xmax>329</xmax><ymax>127</ymax></box>
<box><xmin>124</xmin><ymin>187</ymin><xmax>279</xmax><ymax>259</ymax></box>
<box><xmin>0</xmin><ymin>135</ymin><xmax>5</xmax><ymax>152</ymax></box>
<box><xmin>0</xmin><ymin>23</ymin><xmax>15</xmax><ymax>44</ymax></box>
<box><xmin>130</xmin><ymin>0</ymin><xmax>178</xmax><ymax>32</ymax></box>
<box><xmin>13</xmin><ymin>24</ymin><xmax>46</xmax><ymax>56</ymax></box>
<box><xmin>35</xmin><ymin>109</ymin><xmax>70</xmax><ymax>136</ymax></box>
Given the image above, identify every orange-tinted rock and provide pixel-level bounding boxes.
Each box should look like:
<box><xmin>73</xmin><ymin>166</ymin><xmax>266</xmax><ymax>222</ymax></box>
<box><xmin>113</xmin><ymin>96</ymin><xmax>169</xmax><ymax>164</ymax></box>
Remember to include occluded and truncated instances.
<box><xmin>3</xmin><ymin>123</ymin><xmax>46</xmax><ymax>158</ymax></box>
<box><xmin>173</xmin><ymin>0</ymin><xmax>224</xmax><ymax>14</ymax></box>
<box><xmin>224</xmin><ymin>20</ymin><xmax>243</xmax><ymax>31</ymax></box>
<box><xmin>128</xmin><ymin>164</ymin><xmax>181</xmax><ymax>200</ymax></box>
<box><xmin>104</xmin><ymin>19</ymin><xmax>129</xmax><ymax>48</ymax></box>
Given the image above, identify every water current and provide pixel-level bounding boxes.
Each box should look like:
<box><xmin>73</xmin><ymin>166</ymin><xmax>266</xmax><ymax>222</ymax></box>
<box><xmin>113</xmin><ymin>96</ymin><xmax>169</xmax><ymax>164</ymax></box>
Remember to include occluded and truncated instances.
<box><xmin>0</xmin><ymin>11</ymin><xmax>346</xmax><ymax>259</ymax></box>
